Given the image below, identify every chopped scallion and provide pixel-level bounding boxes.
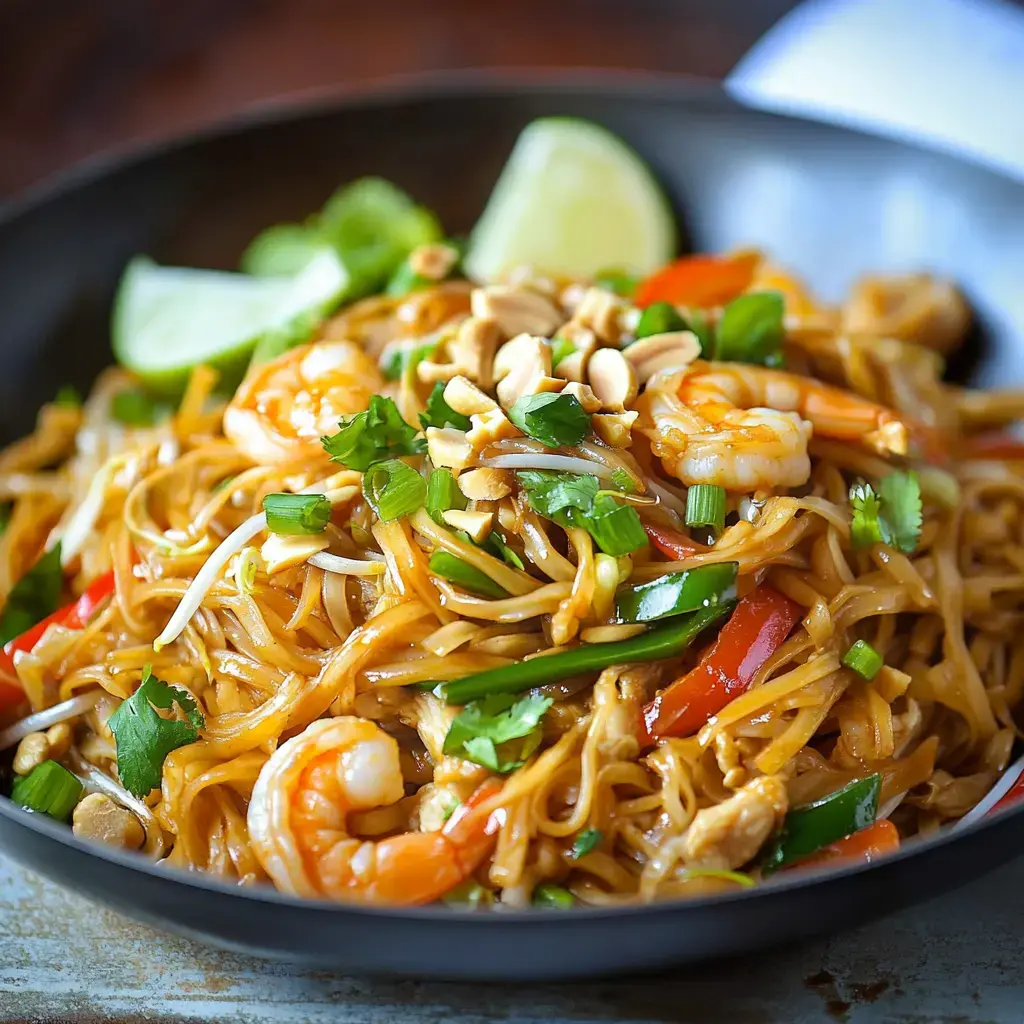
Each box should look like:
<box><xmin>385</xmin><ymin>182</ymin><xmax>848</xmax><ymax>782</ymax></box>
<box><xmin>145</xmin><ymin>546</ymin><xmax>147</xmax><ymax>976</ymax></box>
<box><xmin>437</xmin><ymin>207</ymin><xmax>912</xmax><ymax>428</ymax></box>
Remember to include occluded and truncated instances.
<box><xmin>842</xmin><ymin>639</ymin><xmax>884</xmax><ymax>681</ymax></box>
<box><xmin>570</xmin><ymin>828</ymin><xmax>602</xmax><ymax>859</ymax></box>
<box><xmin>384</xmin><ymin>259</ymin><xmax>430</xmax><ymax>298</ymax></box>
<box><xmin>426</xmin><ymin>468</ymin><xmax>468</xmax><ymax>525</ymax></box>
<box><xmin>10</xmin><ymin>760</ymin><xmax>83</xmax><ymax>822</ymax></box>
<box><xmin>111</xmin><ymin>387</ymin><xmax>170</xmax><ymax>427</ymax></box>
<box><xmin>635</xmin><ymin>300</ymin><xmax>687</xmax><ymax>340</ymax></box>
<box><xmin>685</xmin><ymin>484</ymin><xmax>727</xmax><ymax>532</ymax></box>
<box><xmin>262</xmin><ymin>493</ymin><xmax>332</xmax><ymax>535</ymax></box>
<box><xmin>593</xmin><ymin>269</ymin><xmax>638</xmax><ymax>298</ymax></box>
<box><xmin>714</xmin><ymin>291</ymin><xmax>785</xmax><ymax>366</ymax></box>
<box><xmin>532</xmin><ymin>883</ymin><xmax>575</xmax><ymax>909</ymax></box>
<box><xmin>363</xmin><ymin>459</ymin><xmax>427</xmax><ymax>522</ymax></box>
<box><xmin>428</xmin><ymin>551</ymin><xmax>508</xmax><ymax>599</ymax></box>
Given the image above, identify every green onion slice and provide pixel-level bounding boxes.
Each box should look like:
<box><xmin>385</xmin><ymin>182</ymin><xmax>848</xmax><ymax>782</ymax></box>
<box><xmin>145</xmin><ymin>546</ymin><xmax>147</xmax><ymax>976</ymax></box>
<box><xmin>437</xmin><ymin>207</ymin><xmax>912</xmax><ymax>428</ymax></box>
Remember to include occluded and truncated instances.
<box><xmin>428</xmin><ymin>551</ymin><xmax>508</xmax><ymax>599</ymax></box>
<box><xmin>614</xmin><ymin>562</ymin><xmax>738</xmax><ymax>624</ymax></box>
<box><xmin>363</xmin><ymin>459</ymin><xmax>427</xmax><ymax>523</ymax></box>
<box><xmin>635</xmin><ymin>301</ymin><xmax>687</xmax><ymax>340</ymax></box>
<box><xmin>11</xmin><ymin>760</ymin><xmax>84</xmax><ymax>821</ymax></box>
<box><xmin>714</xmin><ymin>291</ymin><xmax>785</xmax><ymax>367</ymax></box>
<box><xmin>842</xmin><ymin>639</ymin><xmax>884</xmax><ymax>681</ymax></box>
<box><xmin>262</xmin><ymin>493</ymin><xmax>332</xmax><ymax>535</ymax></box>
<box><xmin>426</xmin><ymin>468</ymin><xmax>468</xmax><ymax>525</ymax></box>
<box><xmin>594</xmin><ymin>269</ymin><xmax>638</xmax><ymax>298</ymax></box>
<box><xmin>508</xmin><ymin>392</ymin><xmax>590</xmax><ymax>449</ymax></box>
<box><xmin>685</xmin><ymin>484</ymin><xmax>727</xmax><ymax>532</ymax></box>
<box><xmin>570</xmin><ymin>827</ymin><xmax>602</xmax><ymax>859</ymax></box>
<box><xmin>532</xmin><ymin>883</ymin><xmax>575</xmax><ymax>909</ymax></box>
<box><xmin>550</xmin><ymin>337</ymin><xmax>577</xmax><ymax>368</ymax></box>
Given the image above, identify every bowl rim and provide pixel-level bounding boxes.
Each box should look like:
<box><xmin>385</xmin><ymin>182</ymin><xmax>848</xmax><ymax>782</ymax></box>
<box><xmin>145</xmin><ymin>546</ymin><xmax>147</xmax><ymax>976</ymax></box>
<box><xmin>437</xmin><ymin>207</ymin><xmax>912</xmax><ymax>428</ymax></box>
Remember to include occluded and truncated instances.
<box><xmin>1</xmin><ymin>65</ymin><xmax>1022</xmax><ymax>922</ymax></box>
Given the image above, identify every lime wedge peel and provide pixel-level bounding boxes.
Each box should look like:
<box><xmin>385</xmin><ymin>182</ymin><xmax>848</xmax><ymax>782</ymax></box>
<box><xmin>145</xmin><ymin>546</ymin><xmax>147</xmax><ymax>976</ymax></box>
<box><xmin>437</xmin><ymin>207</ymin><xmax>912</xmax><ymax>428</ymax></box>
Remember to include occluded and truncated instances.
<box><xmin>464</xmin><ymin>117</ymin><xmax>676</xmax><ymax>283</ymax></box>
<box><xmin>112</xmin><ymin>247</ymin><xmax>347</xmax><ymax>395</ymax></box>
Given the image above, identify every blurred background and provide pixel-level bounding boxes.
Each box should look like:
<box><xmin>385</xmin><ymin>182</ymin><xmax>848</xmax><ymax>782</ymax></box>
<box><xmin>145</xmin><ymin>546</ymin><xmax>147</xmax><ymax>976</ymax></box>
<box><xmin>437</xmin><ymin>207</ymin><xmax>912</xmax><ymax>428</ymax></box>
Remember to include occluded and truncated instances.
<box><xmin>0</xmin><ymin>0</ymin><xmax>795</xmax><ymax>198</ymax></box>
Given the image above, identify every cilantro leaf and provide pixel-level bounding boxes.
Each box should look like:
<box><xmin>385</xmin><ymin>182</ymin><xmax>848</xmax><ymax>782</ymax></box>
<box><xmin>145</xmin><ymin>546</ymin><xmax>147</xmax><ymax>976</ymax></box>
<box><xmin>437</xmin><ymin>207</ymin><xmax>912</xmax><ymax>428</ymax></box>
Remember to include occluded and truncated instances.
<box><xmin>322</xmin><ymin>395</ymin><xmax>425</xmax><ymax>470</ymax></box>
<box><xmin>508</xmin><ymin>392</ymin><xmax>590</xmax><ymax>449</ymax></box>
<box><xmin>420</xmin><ymin>381</ymin><xmax>471</xmax><ymax>431</ymax></box>
<box><xmin>570</xmin><ymin>828</ymin><xmax>603</xmax><ymax>859</ymax></box>
<box><xmin>516</xmin><ymin>471</ymin><xmax>648</xmax><ymax>557</ymax></box>
<box><xmin>849</xmin><ymin>471</ymin><xmax>922</xmax><ymax>555</ymax></box>
<box><xmin>878</xmin><ymin>470</ymin><xmax>922</xmax><ymax>554</ymax></box>
<box><xmin>0</xmin><ymin>543</ymin><xmax>63</xmax><ymax>646</ymax></box>
<box><xmin>443</xmin><ymin>693</ymin><xmax>552</xmax><ymax>774</ymax></box>
<box><xmin>108</xmin><ymin>667</ymin><xmax>204</xmax><ymax>796</ymax></box>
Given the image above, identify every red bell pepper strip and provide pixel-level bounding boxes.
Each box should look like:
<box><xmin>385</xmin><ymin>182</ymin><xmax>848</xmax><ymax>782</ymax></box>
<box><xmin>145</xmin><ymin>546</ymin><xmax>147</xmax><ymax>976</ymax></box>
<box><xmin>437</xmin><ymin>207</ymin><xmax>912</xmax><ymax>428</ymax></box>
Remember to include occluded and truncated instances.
<box><xmin>635</xmin><ymin>253</ymin><xmax>759</xmax><ymax>310</ymax></box>
<box><xmin>0</xmin><ymin>570</ymin><xmax>117</xmax><ymax>686</ymax></box>
<box><xmin>991</xmin><ymin>772</ymin><xmax>1024</xmax><ymax>815</ymax></box>
<box><xmin>642</xmin><ymin>522</ymin><xmax>706</xmax><ymax>560</ymax></box>
<box><xmin>641</xmin><ymin>584</ymin><xmax>802</xmax><ymax>744</ymax></box>
<box><xmin>789</xmin><ymin>819</ymin><xmax>900</xmax><ymax>870</ymax></box>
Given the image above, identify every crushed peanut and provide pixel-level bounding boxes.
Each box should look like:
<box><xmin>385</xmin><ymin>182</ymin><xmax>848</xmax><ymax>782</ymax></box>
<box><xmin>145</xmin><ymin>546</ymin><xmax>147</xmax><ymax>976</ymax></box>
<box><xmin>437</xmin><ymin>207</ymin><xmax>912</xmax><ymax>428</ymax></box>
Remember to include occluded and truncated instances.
<box><xmin>457</xmin><ymin>468</ymin><xmax>512</xmax><ymax>501</ymax></box>
<box><xmin>45</xmin><ymin>722</ymin><xmax>73</xmax><ymax>760</ymax></box>
<box><xmin>559</xmin><ymin>381</ymin><xmax>602</xmax><ymax>414</ymax></box>
<box><xmin>573</xmin><ymin>287</ymin><xmax>623</xmax><ymax>344</ymax></box>
<box><xmin>622</xmin><ymin>330</ymin><xmax>701</xmax><ymax>383</ymax></box>
<box><xmin>592</xmin><ymin>411</ymin><xmax>638</xmax><ymax>448</ymax></box>
<box><xmin>441</xmin><ymin>509</ymin><xmax>495</xmax><ymax>543</ymax></box>
<box><xmin>466</xmin><ymin>408</ymin><xmax>519</xmax><ymax>451</ymax></box>
<box><xmin>587</xmin><ymin>348</ymin><xmax>638</xmax><ymax>412</ymax></box>
<box><xmin>426</xmin><ymin>427</ymin><xmax>475</xmax><ymax>470</ymax></box>
<box><xmin>443</xmin><ymin>376</ymin><xmax>499</xmax><ymax>417</ymax></box>
<box><xmin>408</xmin><ymin>242</ymin><xmax>459</xmax><ymax>281</ymax></box>
<box><xmin>72</xmin><ymin>792</ymin><xmax>145</xmax><ymax>850</ymax></box>
<box><xmin>472</xmin><ymin>285</ymin><xmax>562</xmax><ymax>339</ymax></box>
<box><xmin>13</xmin><ymin>733</ymin><xmax>50</xmax><ymax>776</ymax></box>
<box><xmin>260</xmin><ymin>533</ymin><xmax>329</xmax><ymax>574</ymax></box>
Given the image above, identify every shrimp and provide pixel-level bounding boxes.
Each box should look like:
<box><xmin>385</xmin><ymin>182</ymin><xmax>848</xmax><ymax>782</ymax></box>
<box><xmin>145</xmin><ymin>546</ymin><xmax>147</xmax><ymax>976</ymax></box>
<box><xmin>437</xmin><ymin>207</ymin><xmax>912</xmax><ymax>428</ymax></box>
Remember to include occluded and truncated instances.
<box><xmin>640</xmin><ymin>362</ymin><xmax>909</xmax><ymax>491</ymax></box>
<box><xmin>224</xmin><ymin>341</ymin><xmax>384</xmax><ymax>464</ymax></box>
<box><xmin>247</xmin><ymin>717</ymin><xmax>501</xmax><ymax>904</ymax></box>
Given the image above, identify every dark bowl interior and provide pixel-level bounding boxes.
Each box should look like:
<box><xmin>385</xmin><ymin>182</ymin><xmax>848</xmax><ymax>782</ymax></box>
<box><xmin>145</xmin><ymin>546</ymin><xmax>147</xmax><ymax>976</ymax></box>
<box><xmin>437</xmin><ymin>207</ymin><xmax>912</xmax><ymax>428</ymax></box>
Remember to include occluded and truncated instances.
<box><xmin>1</xmin><ymin>73</ymin><xmax>1024</xmax><ymax>979</ymax></box>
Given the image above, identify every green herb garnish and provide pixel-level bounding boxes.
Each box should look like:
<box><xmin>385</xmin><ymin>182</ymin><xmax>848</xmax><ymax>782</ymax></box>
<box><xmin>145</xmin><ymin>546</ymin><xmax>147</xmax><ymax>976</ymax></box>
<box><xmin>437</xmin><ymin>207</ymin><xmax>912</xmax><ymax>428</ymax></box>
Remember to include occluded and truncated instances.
<box><xmin>508</xmin><ymin>392</ymin><xmax>589</xmax><ymax>449</ymax></box>
<box><xmin>362</xmin><ymin>459</ymin><xmax>427</xmax><ymax>522</ymax></box>
<box><xmin>443</xmin><ymin>692</ymin><xmax>551</xmax><ymax>773</ymax></box>
<box><xmin>108</xmin><ymin>666</ymin><xmax>204</xmax><ymax>797</ymax></box>
<box><xmin>428</xmin><ymin>551</ymin><xmax>508</xmax><ymax>599</ymax></box>
<box><xmin>0</xmin><ymin>543</ymin><xmax>63</xmax><ymax>646</ymax></box>
<box><xmin>262</xmin><ymin>493</ymin><xmax>332</xmax><ymax>535</ymax></box>
<box><xmin>570</xmin><ymin>828</ymin><xmax>603</xmax><ymax>859</ymax></box>
<box><xmin>420</xmin><ymin>381</ymin><xmax>472</xmax><ymax>431</ymax></box>
<box><xmin>322</xmin><ymin>395</ymin><xmax>425</xmax><ymax>470</ymax></box>
<box><xmin>714</xmin><ymin>291</ymin><xmax>785</xmax><ymax>367</ymax></box>
<box><xmin>10</xmin><ymin>760</ymin><xmax>83</xmax><ymax>821</ymax></box>
<box><xmin>842</xmin><ymin>639</ymin><xmax>884</xmax><ymax>681</ymax></box>
<box><xmin>848</xmin><ymin>470</ymin><xmax>922</xmax><ymax>555</ymax></box>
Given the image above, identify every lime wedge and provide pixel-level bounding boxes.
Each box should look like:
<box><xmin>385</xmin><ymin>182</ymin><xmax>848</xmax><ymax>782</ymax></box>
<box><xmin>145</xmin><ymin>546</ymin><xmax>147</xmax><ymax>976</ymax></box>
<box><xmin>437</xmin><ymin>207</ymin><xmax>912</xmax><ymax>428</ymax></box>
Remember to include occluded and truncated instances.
<box><xmin>113</xmin><ymin>247</ymin><xmax>347</xmax><ymax>395</ymax></box>
<box><xmin>464</xmin><ymin>118</ymin><xmax>675</xmax><ymax>283</ymax></box>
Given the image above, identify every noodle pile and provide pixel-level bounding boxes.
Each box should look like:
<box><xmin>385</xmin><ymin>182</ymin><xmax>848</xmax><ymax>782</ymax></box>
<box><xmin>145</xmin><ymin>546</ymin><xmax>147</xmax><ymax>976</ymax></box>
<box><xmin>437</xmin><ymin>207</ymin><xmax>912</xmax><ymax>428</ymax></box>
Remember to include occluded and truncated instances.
<box><xmin>2</xmin><ymin>251</ymin><xmax>1023</xmax><ymax>908</ymax></box>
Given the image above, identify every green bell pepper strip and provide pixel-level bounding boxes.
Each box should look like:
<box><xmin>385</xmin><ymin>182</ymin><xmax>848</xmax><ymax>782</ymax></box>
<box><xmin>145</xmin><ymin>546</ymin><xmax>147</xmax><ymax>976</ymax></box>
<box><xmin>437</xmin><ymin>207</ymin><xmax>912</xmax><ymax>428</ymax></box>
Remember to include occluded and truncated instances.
<box><xmin>614</xmin><ymin>562</ymin><xmax>738</xmax><ymax>624</ymax></box>
<box><xmin>437</xmin><ymin>602</ymin><xmax>732</xmax><ymax>705</ymax></box>
<box><xmin>761</xmin><ymin>774</ymin><xmax>882</xmax><ymax>874</ymax></box>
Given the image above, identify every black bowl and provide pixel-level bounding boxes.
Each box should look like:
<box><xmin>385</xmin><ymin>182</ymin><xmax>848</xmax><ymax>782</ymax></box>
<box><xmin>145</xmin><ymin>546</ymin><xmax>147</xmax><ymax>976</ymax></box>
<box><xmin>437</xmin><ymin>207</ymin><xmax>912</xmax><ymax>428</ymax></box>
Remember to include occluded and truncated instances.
<box><xmin>2</xmin><ymin>72</ymin><xmax>1023</xmax><ymax>980</ymax></box>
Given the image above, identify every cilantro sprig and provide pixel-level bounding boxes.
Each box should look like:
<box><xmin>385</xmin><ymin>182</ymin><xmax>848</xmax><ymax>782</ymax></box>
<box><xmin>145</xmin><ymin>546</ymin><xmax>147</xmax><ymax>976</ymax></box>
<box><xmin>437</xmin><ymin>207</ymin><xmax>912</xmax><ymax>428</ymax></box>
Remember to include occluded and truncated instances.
<box><xmin>321</xmin><ymin>395</ymin><xmax>425</xmax><ymax>471</ymax></box>
<box><xmin>420</xmin><ymin>381</ymin><xmax>471</xmax><ymax>431</ymax></box>
<box><xmin>849</xmin><ymin>470</ymin><xmax>922</xmax><ymax>554</ymax></box>
<box><xmin>442</xmin><ymin>693</ymin><xmax>552</xmax><ymax>773</ymax></box>
<box><xmin>108</xmin><ymin>667</ymin><xmax>204</xmax><ymax>797</ymax></box>
<box><xmin>516</xmin><ymin>470</ymin><xmax>648</xmax><ymax>557</ymax></box>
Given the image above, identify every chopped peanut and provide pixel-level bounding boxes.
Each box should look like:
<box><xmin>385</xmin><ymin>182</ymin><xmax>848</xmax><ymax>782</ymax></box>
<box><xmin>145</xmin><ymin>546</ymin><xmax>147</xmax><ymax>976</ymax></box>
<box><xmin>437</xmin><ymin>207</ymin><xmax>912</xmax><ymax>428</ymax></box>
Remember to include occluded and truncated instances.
<box><xmin>441</xmin><ymin>508</ymin><xmax>495</xmax><ymax>543</ymax></box>
<box><xmin>466</xmin><ymin>408</ymin><xmax>519</xmax><ymax>451</ymax></box>
<box><xmin>72</xmin><ymin>792</ymin><xmax>145</xmax><ymax>850</ymax></box>
<box><xmin>443</xmin><ymin>376</ymin><xmax>499</xmax><ymax>417</ymax></box>
<box><xmin>587</xmin><ymin>348</ymin><xmax>638</xmax><ymax>412</ymax></box>
<box><xmin>552</xmin><ymin>323</ymin><xmax>598</xmax><ymax>383</ymax></box>
<box><xmin>408</xmin><ymin>242</ymin><xmax>459</xmax><ymax>281</ymax></box>
<box><xmin>560</xmin><ymin>381</ymin><xmax>602</xmax><ymax>414</ymax></box>
<box><xmin>450</xmin><ymin>317</ymin><xmax>502</xmax><ymax>390</ymax></box>
<box><xmin>573</xmin><ymin>287</ymin><xmax>623</xmax><ymax>344</ymax></box>
<box><xmin>261</xmin><ymin>533</ymin><xmax>329</xmax><ymax>574</ymax></box>
<box><xmin>494</xmin><ymin>335</ymin><xmax>556</xmax><ymax>410</ymax></box>
<box><xmin>426</xmin><ymin>427</ymin><xmax>475</xmax><ymax>470</ymax></box>
<box><xmin>457</xmin><ymin>468</ymin><xmax>512</xmax><ymax>501</ymax></box>
<box><xmin>592</xmin><ymin>411</ymin><xmax>638</xmax><ymax>447</ymax></box>
<box><xmin>45</xmin><ymin>722</ymin><xmax>73</xmax><ymax>760</ymax></box>
<box><xmin>622</xmin><ymin>331</ymin><xmax>701</xmax><ymax>383</ymax></box>
<box><xmin>682</xmin><ymin>776</ymin><xmax>788</xmax><ymax>870</ymax></box>
<box><xmin>13</xmin><ymin>733</ymin><xmax>49</xmax><ymax>776</ymax></box>
<box><xmin>472</xmin><ymin>285</ymin><xmax>562</xmax><ymax>339</ymax></box>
